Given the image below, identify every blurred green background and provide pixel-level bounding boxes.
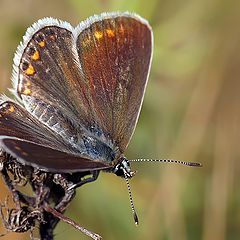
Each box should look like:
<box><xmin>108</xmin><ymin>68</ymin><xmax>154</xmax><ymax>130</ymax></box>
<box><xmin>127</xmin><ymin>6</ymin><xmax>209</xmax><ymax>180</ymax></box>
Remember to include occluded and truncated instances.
<box><xmin>0</xmin><ymin>0</ymin><xmax>240</xmax><ymax>239</ymax></box>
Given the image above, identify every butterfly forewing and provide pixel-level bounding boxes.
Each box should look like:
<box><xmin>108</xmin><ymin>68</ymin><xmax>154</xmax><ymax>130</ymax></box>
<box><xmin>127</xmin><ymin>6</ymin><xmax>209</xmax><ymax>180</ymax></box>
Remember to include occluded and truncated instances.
<box><xmin>14</xmin><ymin>23</ymin><xmax>88</xmax><ymax>126</ymax></box>
<box><xmin>76</xmin><ymin>14</ymin><xmax>153</xmax><ymax>152</ymax></box>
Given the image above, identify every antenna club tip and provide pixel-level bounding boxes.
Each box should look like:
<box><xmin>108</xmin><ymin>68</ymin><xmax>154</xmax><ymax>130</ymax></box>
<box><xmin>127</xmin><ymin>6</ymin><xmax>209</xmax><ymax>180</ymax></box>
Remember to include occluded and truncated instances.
<box><xmin>188</xmin><ymin>162</ymin><xmax>203</xmax><ymax>167</ymax></box>
<box><xmin>134</xmin><ymin>213</ymin><xmax>139</xmax><ymax>226</ymax></box>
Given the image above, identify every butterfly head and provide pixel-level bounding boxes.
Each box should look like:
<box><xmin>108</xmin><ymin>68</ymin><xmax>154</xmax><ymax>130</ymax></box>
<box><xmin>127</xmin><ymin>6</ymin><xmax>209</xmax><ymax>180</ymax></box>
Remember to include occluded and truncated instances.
<box><xmin>113</xmin><ymin>157</ymin><xmax>136</xmax><ymax>179</ymax></box>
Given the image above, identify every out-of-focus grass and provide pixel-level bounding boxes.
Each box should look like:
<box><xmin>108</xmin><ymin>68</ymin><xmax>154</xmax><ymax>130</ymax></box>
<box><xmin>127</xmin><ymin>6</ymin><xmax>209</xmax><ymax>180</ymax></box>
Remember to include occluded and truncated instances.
<box><xmin>0</xmin><ymin>0</ymin><xmax>240</xmax><ymax>239</ymax></box>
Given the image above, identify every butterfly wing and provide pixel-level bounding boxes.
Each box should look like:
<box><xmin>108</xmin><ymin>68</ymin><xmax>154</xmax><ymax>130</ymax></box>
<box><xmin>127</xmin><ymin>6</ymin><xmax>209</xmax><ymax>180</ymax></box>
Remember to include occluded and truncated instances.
<box><xmin>0</xmin><ymin>101</ymin><xmax>110</xmax><ymax>172</ymax></box>
<box><xmin>0</xmin><ymin>137</ymin><xmax>110</xmax><ymax>173</ymax></box>
<box><xmin>75</xmin><ymin>13</ymin><xmax>153</xmax><ymax>152</ymax></box>
<box><xmin>12</xmin><ymin>12</ymin><xmax>152</xmax><ymax>155</ymax></box>
<box><xmin>12</xmin><ymin>18</ymin><xmax>88</xmax><ymax>130</ymax></box>
<box><xmin>0</xmin><ymin>101</ymin><xmax>67</xmax><ymax>150</ymax></box>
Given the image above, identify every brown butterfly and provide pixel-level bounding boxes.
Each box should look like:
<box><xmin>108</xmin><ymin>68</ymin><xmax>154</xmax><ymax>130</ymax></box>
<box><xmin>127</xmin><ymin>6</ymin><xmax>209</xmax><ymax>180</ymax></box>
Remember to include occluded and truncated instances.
<box><xmin>0</xmin><ymin>12</ymin><xmax>201</xmax><ymax>226</ymax></box>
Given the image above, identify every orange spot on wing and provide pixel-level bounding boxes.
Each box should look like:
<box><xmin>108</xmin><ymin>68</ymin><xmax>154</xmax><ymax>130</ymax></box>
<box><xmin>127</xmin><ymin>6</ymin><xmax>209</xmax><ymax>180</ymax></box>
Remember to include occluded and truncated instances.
<box><xmin>9</xmin><ymin>105</ymin><xmax>15</xmax><ymax>113</ymax></box>
<box><xmin>25</xmin><ymin>64</ymin><xmax>35</xmax><ymax>75</ymax></box>
<box><xmin>106</xmin><ymin>29</ymin><xmax>114</xmax><ymax>37</ymax></box>
<box><xmin>23</xmin><ymin>89</ymin><xmax>31</xmax><ymax>95</ymax></box>
<box><xmin>94</xmin><ymin>31</ymin><xmax>103</xmax><ymax>40</ymax></box>
<box><xmin>38</xmin><ymin>41</ymin><xmax>45</xmax><ymax>47</ymax></box>
<box><xmin>32</xmin><ymin>50</ymin><xmax>40</xmax><ymax>60</ymax></box>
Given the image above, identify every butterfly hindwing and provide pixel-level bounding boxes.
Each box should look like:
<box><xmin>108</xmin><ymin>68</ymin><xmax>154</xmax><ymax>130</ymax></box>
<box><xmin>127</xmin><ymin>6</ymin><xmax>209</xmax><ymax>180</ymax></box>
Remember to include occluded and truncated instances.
<box><xmin>0</xmin><ymin>137</ymin><xmax>110</xmax><ymax>173</ymax></box>
<box><xmin>0</xmin><ymin>101</ymin><xmax>67</xmax><ymax>150</ymax></box>
<box><xmin>0</xmin><ymin>101</ymin><xmax>110</xmax><ymax>172</ymax></box>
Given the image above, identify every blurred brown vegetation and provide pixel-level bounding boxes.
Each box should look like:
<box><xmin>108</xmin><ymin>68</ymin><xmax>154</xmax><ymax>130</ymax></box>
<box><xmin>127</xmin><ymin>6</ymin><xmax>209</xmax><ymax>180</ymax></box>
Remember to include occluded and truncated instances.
<box><xmin>0</xmin><ymin>0</ymin><xmax>240</xmax><ymax>239</ymax></box>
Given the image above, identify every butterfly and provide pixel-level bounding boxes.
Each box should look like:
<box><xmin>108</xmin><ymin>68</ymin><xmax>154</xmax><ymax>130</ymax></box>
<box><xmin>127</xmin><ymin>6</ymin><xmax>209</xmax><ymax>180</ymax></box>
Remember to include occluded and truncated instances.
<box><xmin>0</xmin><ymin>12</ymin><xmax>152</xmax><ymax>174</ymax></box>
<box><xmin>0</xmin><ymin>12</ymin><xmax>153</xmax><ymax>218</ymax></box>
<box><xmin>0</xmin><ymin>12</ymin><xmax>201</xmax><ymax>227</ymax></box>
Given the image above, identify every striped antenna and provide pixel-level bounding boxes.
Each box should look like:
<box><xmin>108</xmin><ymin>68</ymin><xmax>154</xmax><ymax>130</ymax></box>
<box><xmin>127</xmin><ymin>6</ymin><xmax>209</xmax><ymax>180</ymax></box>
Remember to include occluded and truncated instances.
<box><xmin>123</xmin><ymin>173</ymin><xmax>139</xmax><ymax>225</ymax></box>
<box><xmin>129</xmin><ymin>159</ymin><xmax>202</xmax><ymax>167</ymax></box>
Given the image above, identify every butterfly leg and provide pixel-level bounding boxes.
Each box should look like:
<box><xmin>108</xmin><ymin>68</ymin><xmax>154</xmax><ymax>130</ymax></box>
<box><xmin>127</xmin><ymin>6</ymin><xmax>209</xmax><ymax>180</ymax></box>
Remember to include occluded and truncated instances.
<box><xmin>69</xmin><ymin>170</ymin><xmax>100</xmax><ymax>190</ymax></box>
<box><xmin>52</xmin><ymin>171</ymin><xmax>100</xmax><ymax>212</ymax></box>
